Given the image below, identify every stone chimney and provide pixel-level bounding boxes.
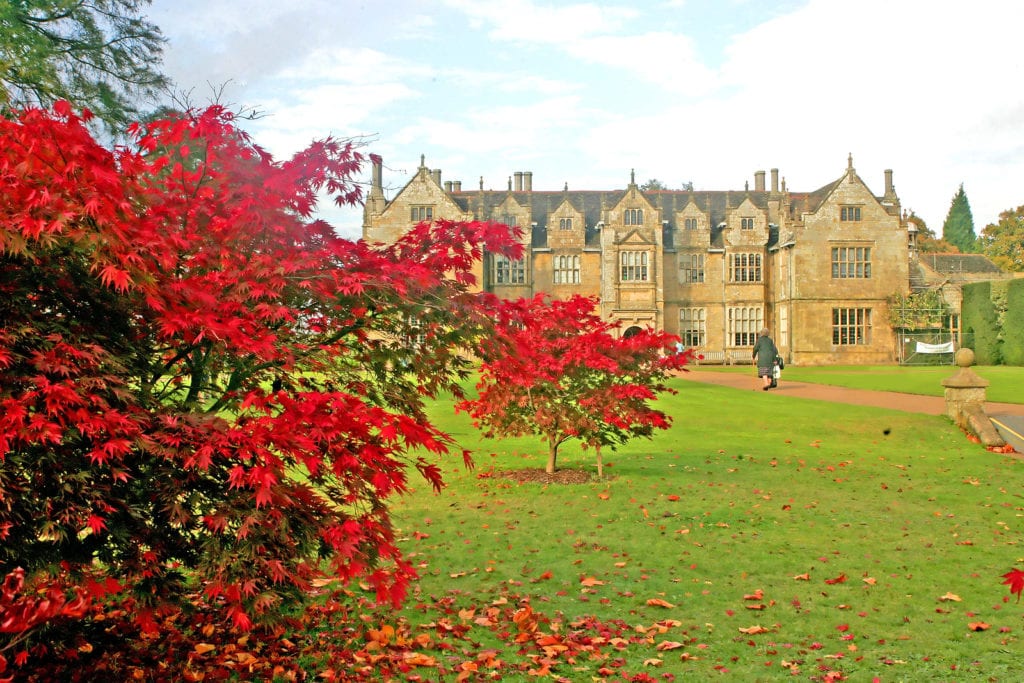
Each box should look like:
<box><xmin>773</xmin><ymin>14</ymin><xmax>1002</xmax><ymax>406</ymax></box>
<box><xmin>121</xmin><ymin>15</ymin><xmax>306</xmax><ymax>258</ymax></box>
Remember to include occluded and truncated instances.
<box><xmin>453</xmin><ymin>181</ymin><xmax>462</xmax><ymax>192</ymax></box>
<box><xmin>770</xmin><ymin>168</ymin><xmax>779</xmax><ymax>193</ymax></box>
<box><xmin>524</xmin><ymin>172</ymin><xmax>532</xmax><ymax>192</ymax></box>
<box><xmin>514</xmin><ymin>172</ymin><xmax>523</xmax><ymax>192</ymax></box>
<box><xmin>370</xmin><ymin>155</ymin><xmax>384</xmax><ymax>198</ymax></box>
<box><xmin>444</xmin><ymin>181</ymin><xmax>452</xmax><ymax>192</ymax></box>
<box><xmin>884</xmin><ymin>169</ymin><xmax>894</xmax><ymax>196</ymax></box>
<box><xmin>754</xmin><ymin>170</ymin><xmax>766</xmax><ymax>192</ymax></box>
<box><xmin>431</xmin><ymin>169</ymin><xmax>441</xmax><ymax>186</ymax></box>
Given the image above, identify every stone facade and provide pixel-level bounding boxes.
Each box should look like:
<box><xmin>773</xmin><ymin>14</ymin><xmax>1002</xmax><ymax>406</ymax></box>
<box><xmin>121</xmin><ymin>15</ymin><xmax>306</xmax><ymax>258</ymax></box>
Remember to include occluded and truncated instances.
<box><xmin>363</xmin><ymin>155</ymin><xmax>913</xmax><ymax>365</ymax></box>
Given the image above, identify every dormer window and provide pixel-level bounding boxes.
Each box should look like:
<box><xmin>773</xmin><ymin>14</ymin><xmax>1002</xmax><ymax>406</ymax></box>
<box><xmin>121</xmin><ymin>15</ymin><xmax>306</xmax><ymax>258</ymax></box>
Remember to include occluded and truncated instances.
<box><xmin>741</xmin><ymin>217</ymin><xmax>755</xmax><ymax>230</ymax></box>
<box><xmin>559</xmin><ymin>217</ymin><xmax>573</xmax><ymax>230</ymax></box>
<box><xmin>624</xmin><ymin>208</ymin><xmax>644</xmax><ymax>225</ymax></box>
<box><xmin>840</xmin><ymin>206</ymin><xmax>862</xmax><ymax>222</ymax></box>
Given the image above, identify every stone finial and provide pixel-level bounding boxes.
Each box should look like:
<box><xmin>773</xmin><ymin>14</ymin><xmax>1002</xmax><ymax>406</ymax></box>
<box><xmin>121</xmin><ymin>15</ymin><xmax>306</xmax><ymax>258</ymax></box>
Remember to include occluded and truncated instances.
<box><xmin>955</xmin><ymin>347</ymin><xmax>975</xmax><ymax>368</ymax></box>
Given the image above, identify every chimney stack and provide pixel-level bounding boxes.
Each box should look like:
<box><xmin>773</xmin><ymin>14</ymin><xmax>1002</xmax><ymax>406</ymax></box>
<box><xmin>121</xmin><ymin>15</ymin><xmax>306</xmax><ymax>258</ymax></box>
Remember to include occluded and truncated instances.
<box><xmin>453</xmin><ymin>181</ymin><xmax>462</xmax><ymax>192</ymax></box>
<box><xmin>884</xmin><ymin>169</ymin><xmax>894</xmax><ymax>196</ymax></box>
<box><xmin>370</xmin><ymin>155</ymin><xmax>384</xmax><ymax>196</ymax></box>
<box><xmin>444</xmin><ymin>181</ymin><xmax>452</xmax><ymax>192</ymax></box>
<box><xmin>514</xmin><ymin>172</ymin><xmax>523</xmax><ymax>192</ymax></box>
<box><xmin>431</xmin><ymin>169</ymin><xmax>441</xmax><ymax>186</ymax></box>
<box><xmin>770</xmin><ymin>168</ymin><xmax>779</xmax><ymax>193</ymax></box>
<box><xmin>754</xmin><ymin>170</ymin><xmax>766</xmax><ymax>192</ymax></box>
<box><xmin>524</xmin><ymin>171</ymin><xmax>532</xmax><ymax>192</ymax></box>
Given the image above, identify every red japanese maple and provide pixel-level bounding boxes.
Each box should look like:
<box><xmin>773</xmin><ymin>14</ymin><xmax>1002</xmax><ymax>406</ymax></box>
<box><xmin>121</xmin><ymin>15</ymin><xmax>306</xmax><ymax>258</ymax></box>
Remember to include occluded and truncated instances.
<box><xmin>459</xmin><ymin>294</ymin><xmax>691</xmax><ymax>474</ymax></box>
<box><xmin>0</xmin><ymin>102</ymin><xmax>521</xmax><ymax>664</ymax></box>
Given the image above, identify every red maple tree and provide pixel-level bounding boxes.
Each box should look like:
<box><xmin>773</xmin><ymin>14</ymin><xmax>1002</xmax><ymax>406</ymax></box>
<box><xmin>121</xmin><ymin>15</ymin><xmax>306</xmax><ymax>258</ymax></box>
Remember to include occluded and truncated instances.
<box><xmin>0</xmin><ymin>102</ymin><xmax>521</xmax><ymax>668</ymax></box>
<box><xmin>459</xmin><ymin>294</ymin><xmax>691</xmax><ymax>474</ymax></box>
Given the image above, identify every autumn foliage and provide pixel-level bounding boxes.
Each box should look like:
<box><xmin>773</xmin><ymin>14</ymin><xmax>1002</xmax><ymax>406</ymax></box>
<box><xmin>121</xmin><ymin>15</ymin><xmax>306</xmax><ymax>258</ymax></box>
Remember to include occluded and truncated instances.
<box><xmin>0</xmin><ymin>102</ymin><xmax>521</xmax><ymax>673</ymax></box>
<box><xmin>459</xmin><ymin>294</ymin><xmax>691</xmax><ymax>474</ymax></box>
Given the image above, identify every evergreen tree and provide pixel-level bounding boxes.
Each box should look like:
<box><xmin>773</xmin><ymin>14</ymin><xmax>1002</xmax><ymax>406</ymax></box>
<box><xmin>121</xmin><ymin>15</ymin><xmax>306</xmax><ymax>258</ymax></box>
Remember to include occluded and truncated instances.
<box><xmin>941</xmin><ymin>184</ymin><xmax>977</xmax><ymax>252</ymax></box>
<box><xmin>0</xmin><ymin>1</ymin><xmax>168</xmax><ymax>131</ymax></box>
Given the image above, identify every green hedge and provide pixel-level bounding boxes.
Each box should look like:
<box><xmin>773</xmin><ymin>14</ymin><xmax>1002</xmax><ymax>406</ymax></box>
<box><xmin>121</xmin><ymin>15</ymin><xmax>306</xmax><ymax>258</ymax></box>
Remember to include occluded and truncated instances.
<box><xmin>1003</xmin><ymin>279</ymin><xmax>1024</xmax><ymax>365</ymax></box>
<box><xmin>962</xmin><ymin>281</ymin><xmax>1001</xmax><ymax>364</ymax></box>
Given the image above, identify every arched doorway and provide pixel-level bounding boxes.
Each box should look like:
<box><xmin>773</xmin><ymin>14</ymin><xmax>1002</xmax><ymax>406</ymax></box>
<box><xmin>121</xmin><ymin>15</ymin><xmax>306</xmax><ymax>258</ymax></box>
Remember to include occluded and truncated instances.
<box><xmin>622</xmin><ymin>326</ymin><xmax>643</xmax><ymax>339</ymax></box>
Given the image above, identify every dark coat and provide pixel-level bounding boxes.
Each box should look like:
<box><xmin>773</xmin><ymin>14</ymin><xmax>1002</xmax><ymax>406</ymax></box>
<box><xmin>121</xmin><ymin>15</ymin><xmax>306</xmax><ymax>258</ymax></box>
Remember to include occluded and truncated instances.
<box><xmin>752</xmin><ymin>335</ymin><xmax>777</xmax><ymax>368</ymax></box>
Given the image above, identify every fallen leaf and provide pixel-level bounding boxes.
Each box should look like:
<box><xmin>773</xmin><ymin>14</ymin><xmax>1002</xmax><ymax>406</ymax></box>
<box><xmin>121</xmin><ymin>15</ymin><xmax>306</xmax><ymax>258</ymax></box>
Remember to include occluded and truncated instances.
<box><xmin>939</xmin><ymin>592</ymin><xmax>962</xmax><ymax>602</ymax></box>
<box><xmin>739</xmin><ymin>625</ymin><xmax>769</xmax><ymax>634</ymax></box>
<box><xmin>656</xmin><ymin>640</ymin><xmax>685</xmax><ymax>651</ymax></box>
<box><xmin>646</xmin><ymin>598</ymin><xmax>675</xmax><ymax>608</ymax></box>
<box><xmin>193</xmin><ymin>643</ymin><xmax>216</xmax><ymax>655</ymax></box>
<box><xmin>968</xmin><ymin>621</ymin><xmax>991</xmax><ymax>631</ymax></box>
<box><xmin>580</xmin><ymin>576</ymin><xmax>604</xmax><ymax>586</ymax></box>
<box><xmin>793</xmin><ymin>573</ymin><xmax>810</xmax><ymax>581</ymax></box>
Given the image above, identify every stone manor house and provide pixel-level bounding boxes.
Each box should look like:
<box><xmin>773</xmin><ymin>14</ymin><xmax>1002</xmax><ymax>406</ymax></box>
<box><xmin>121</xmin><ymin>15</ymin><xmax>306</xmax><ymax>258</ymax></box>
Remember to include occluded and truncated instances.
<box><xmin>363</xmin><ymin>155</ymin><xmax>920</xmax><ymax>365</ymax></box>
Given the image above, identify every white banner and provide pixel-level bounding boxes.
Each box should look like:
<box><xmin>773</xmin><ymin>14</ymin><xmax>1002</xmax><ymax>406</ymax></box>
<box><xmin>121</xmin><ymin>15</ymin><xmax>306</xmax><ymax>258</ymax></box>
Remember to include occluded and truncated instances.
<box><xmin>915</xmin><ymin>341</ymin><xmax>955</xmax><ymax>354</ymax></box>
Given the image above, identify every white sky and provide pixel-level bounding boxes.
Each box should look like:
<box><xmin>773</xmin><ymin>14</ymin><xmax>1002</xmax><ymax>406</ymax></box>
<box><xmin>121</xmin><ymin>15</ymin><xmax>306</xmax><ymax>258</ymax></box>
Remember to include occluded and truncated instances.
<box><xmin>148</xmin><ymin>0</ymin><xmax>1024</xmax><ymax>241</ymax></box>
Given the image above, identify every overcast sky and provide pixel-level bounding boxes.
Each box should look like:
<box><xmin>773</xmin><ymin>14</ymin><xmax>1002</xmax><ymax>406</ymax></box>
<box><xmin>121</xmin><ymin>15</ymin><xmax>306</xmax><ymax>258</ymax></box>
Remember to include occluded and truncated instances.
<box><xmin>148</xmin><ymin>0</ymin><xmax>1024</xmax><ymax>241</ymax></box>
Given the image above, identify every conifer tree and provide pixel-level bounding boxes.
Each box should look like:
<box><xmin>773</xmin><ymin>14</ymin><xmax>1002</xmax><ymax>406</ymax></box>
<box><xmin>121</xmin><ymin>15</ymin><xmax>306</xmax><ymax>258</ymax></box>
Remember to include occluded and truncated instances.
<box><xmin>0</xmin><ymin>1</ymin><xmax>168</xmax><ymax>130</ymax></box>
<box><xmin>941</xmin><ymin>184</ymin><xmax>977</xmax><ymax>252</ymax></box>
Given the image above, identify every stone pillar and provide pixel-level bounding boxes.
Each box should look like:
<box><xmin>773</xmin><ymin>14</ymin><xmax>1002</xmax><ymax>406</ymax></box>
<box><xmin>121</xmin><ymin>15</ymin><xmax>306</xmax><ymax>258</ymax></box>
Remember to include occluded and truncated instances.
<box><xmin>941</xmin><ymin>348</ymin><xmax>1005</xmax><ymax>447</ymax></box>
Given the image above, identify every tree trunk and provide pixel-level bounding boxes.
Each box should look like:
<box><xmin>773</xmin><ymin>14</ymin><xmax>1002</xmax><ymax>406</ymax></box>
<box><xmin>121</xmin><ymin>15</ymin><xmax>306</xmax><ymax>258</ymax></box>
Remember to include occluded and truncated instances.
<box><xmin>595</xmin><ymin>445</ymin><xmax>603</xmax><ymax>478</ymax></box>
<box><xmin>546</xmin><ymin>441</ymin><xmax>558</xmax><ymax>474</ymax></box>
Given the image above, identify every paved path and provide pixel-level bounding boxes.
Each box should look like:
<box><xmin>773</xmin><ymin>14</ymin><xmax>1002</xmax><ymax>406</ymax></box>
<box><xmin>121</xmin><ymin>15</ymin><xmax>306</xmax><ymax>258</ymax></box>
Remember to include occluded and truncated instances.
<box><xmin>678</xmin><ymin>369</ymin><xmax>1024</xmax><ymax>452</ymax></box>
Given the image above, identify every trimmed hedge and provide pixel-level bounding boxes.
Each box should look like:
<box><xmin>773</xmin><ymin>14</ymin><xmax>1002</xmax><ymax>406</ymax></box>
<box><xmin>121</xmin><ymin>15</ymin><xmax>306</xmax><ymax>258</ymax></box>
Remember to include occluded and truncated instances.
<box><xmin>961</xmin><ymin>279</ymin><xmax>1024</xmax><ymax>365</ymax></box>
<box><xmin>1003</xmin><ymin>279</ymin><xmax>1024</xmax><ymax>365</ymax></box>
<box><xmin>962</xmin><ymin>281</ymin><xmax>1001</xmax><ymax>364</ymax></box>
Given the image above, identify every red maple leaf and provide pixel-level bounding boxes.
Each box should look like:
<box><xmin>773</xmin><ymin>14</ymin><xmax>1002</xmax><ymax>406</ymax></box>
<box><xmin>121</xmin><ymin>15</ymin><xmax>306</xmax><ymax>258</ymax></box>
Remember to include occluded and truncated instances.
<box><xmin>1001</xmin><ymin>568</ymin><xmax>1024</xmax><ymax>602</ymax></box>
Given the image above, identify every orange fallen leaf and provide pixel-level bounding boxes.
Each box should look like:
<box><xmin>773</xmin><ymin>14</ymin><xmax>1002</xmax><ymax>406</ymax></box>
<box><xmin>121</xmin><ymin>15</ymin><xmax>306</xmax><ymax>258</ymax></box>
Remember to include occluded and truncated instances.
<box><xmin>193</xmin><ymin>643</ymin><xmax>216</xmax><ymax>655</ymax></box>
<box><xmin>580</xmin><ymin>576</ymin><xmax>604</xmax><ymax>586</ymax></box>
<box><xmin>939</xmin><ymin>592</ymin><xmax>962</xmax><ymax>602</ymax></box>
<box><xmin>743</xmin><ymin>589</ymin><xmax>764</xmax><ymax>600</ymax></box>
<box><xmin>862</xmin><ymin>577</ymin><xmax>877</xmax><ymax>586</ymax></box>
<box><xmin>667</xmin><ymin>494</ymin><xmax>680</xmax><ymax>501</ymax></box>
<box><xmin>793</xmin><ymin>573</ymin><xmax>810</xmax><ymax>581</ymax></box>
<box><xmin>968</xmin><ymin>621</ymin><xmax>990</xmax><ymax>631</ymax></box>
<box><xmin>745</xmin><ymin>603</ymin><xmax>767</xmax><ymax>610</ymax></box>
<box><xmin>646</xmin><ymin>598</ymin><xmax>675</xmax><ymax>608</ymax></box>
<box><xmin>643</xmin><ymin>658</ymin><xmax>664</xmax><ymax>666</ymax></box>
<box><xmin>739</xmin><ymin>625</ymin><xmax>769</xmax><ymax>634</ymax></box>
<box><xmin>656</xmin><ymin>640</ymin><xmax>685</xmax><ymax>650</ymax></box>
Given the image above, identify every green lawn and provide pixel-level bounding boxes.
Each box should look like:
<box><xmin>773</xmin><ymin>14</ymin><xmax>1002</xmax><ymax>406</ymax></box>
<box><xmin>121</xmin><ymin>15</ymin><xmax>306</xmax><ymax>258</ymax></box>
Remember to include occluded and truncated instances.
<box><xmin>696</xmin><ymin>364</ymin><xmax>1024</xmax><ymax>405</ymax></box>
<box><xmin>339</xmin><ymin>377</ymin><xmax>1024</xmax><ymax>681</ymax></box>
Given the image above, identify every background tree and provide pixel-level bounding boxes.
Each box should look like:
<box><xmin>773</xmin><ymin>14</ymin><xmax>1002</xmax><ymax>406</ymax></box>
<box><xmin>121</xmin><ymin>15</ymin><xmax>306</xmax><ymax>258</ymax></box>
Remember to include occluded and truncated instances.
<box><xmin>640</xmin><ymin>178</ymin><xmax>667</xmax><ymax>191</ymax></box>
<box><xmin>0</xmin><ymin>102</ymin><xmax>522</xmax><ymax>670</ymax></box>
<box><xmin>458</xmin><ymin>294</ymin><xmax>688</xmax><ymax>474</ymax></box>
<box><xmin>980</xmin><ymin>205</ymin><xmax>1024</xmax><ymax>272</ymax></box>
<box><xmin>909</xmin><ymin>212</ymin><xmax>960</xmax><ymax>252</ymax></box>
<box><xmin>942</xmin><ymin>184</ymin><xmax>978</xmax><ymax>253</ymax></box>
<box><xmin>0</xmin><ymin>0</ymin><xmax>168</xmax><ymax>130</ymax></box>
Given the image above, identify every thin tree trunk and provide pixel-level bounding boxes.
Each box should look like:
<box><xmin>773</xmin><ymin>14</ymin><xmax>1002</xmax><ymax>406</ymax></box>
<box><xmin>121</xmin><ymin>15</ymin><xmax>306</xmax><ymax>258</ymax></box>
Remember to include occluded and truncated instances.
<box><xmin>546</xmin><ymin>441</ymin><xmax>558</xmax><ymax>474</ymax></box>
<box><xmin>595</xmin><ymin>444</ymin><xmax>603</xmax><ymax>478</ymax></box>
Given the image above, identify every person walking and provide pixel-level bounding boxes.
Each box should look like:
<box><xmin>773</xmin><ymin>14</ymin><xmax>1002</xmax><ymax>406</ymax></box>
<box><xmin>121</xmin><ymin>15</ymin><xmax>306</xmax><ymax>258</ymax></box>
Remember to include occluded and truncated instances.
<box><xmin>752</xmin><ymin>327</ymin><xmax>778</xmax><ymax>391</ymax></box>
